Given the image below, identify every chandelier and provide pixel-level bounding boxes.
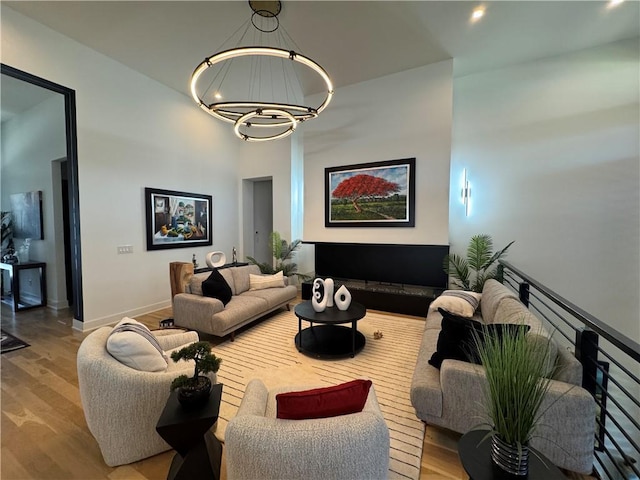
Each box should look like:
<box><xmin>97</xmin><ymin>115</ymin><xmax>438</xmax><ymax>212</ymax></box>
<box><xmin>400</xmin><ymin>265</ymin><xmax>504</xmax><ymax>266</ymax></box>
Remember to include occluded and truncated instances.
<box><xmin>190</xmin><ymin>1</ymin><xmax>334</xmax><ymax>142</ymax></box>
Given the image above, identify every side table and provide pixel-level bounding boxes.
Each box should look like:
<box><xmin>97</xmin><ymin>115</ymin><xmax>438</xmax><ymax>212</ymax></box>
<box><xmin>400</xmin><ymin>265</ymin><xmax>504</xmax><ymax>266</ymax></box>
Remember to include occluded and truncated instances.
<box><xmin>458</xmin><ymin>429</ymin><xmax>566</xmax><ymax>480</ymax></box>
<box><xmin>0</xmin><ymin>261</ymin><xmax>47</xmax><ymax>312</ymax></box>
<box><xmin>156</xmin><ymin>383</ymin><xmax>223</xmax><ymax>480</ymax></box>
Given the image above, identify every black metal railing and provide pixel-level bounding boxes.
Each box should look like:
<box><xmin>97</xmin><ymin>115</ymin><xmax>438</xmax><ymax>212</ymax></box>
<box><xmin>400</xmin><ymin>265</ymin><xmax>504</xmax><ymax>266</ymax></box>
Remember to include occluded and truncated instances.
<box><xmin>498</xmin><ymin>261</ymin><xmax>640</xmax><ymax>480</ymax></box>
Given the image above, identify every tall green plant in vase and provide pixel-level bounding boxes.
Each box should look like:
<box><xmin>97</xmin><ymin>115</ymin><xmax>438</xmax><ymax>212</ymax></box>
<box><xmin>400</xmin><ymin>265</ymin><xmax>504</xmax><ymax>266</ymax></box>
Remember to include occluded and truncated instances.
<box><xmin>443</xmin><ymin>234</ymin><xmax>514</xmax><ymax>292</ymax></box>
<box><xmin>474</xmin><ymin>325</ymin><xmax>552</xmax><ymax>476</ymax></box>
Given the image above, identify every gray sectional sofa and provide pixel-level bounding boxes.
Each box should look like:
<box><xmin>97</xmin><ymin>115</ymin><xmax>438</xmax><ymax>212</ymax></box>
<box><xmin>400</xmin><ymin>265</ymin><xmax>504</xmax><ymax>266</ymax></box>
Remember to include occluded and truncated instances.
<box><xmin>170</xmin><ymin>263</ymin><xmax>297</xmax><ymax>340</ymax></box>
<box><xmin>410</xmin><ymin>279</ymin><xmax>597</xmax><ymax>474</ymax></box>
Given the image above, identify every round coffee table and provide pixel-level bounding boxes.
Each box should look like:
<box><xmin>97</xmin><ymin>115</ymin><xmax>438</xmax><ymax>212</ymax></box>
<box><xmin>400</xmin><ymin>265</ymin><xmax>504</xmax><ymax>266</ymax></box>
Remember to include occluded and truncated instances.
<box><xmin>294</xmin><ymin>300</ymin><xmax>366</xmax><ymax>359</ymax></box>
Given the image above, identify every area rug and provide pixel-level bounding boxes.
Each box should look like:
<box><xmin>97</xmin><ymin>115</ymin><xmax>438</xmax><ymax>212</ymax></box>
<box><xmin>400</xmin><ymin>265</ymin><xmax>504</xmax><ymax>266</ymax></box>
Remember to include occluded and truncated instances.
<box><xmin>212</xmin><ymin>308</ymin><xmax>426</xmax><ymax>480</ymax></box>
<box><xmin>1</xmin><ymin>329</ymin><xmax>29</xmax><ymax>354</ymax></box>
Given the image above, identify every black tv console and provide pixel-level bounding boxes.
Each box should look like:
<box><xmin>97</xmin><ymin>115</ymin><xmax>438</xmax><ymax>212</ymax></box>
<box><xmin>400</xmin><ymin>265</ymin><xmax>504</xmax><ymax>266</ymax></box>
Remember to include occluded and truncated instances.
<box><xmin>303</xmin><ymin>242</ymin><xmax>449</xmax><ymax>317</ymax></box>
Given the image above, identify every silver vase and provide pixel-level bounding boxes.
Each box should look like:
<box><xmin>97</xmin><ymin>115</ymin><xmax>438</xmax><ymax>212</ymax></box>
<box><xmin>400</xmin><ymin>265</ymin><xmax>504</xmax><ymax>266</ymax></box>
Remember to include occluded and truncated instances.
<box><xmin>490</xmin><ymin>435</ymin><xmax>529</xmax><ymax>476</ymax></box>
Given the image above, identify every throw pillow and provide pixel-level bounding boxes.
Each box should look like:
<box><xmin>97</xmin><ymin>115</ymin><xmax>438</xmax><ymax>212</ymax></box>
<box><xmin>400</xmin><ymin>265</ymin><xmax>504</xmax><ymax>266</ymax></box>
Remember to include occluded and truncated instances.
<box><xmin>429</xmin><ymin>290</ymin><xmax>481</xmax><ymax>317</ymax></box>
<box><xmin>276</xmin><ymin>379</ymin><xmax>372</xmax><ymax>420</ymax></box>
<box><xmin>249</xmin><ymin>271</ymin><xmax>285</xmax><ymax>291</ymax></box>
<box><xmin>202</xmin><ymin>269</ymin><xmax>233</xmax><ymax>305</ymax></box>
<box><xmin>428</xmin><ymin>308</ymin><xmax>530</xmax><ymax>369</ymax></box>
<box><xmin>106</xmin><ymin>317</ymin><xmax>168</xmax><ymax>372</ymax></box>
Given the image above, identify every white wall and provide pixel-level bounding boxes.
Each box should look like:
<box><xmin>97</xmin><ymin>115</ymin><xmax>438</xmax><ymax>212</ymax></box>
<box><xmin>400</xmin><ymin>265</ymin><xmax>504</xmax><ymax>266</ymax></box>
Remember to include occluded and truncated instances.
<box><xmin>1</xmin><ymin>94</ymin><xmax>67</xmax><ymax>307</ymax></box>
<box><xmin>2</xmin><ymin>6</ymin><xmax>241</xmax><ymax>330</ymax></box>
<box><xmin>450</xmin><ymin>39</ymin><xmax>640</xmax><ymax>341</ymax></box>
<box><xmin>303</xmin><ymin>61</ymin><xmax>453</xmax><ymax>246</ymax></box>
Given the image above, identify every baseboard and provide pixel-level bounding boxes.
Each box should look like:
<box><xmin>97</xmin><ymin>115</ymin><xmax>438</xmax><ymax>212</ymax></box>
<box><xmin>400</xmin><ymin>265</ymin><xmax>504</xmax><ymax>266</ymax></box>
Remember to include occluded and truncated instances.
<box><xmin>72</xmin><ymin>299</ymin><xmax>172</xmax><ymax>332</ymax></box>
<box><xmin>47</xmin><ymin>298</ymin><xmax>70</xmax><ymax>310</ymax></box>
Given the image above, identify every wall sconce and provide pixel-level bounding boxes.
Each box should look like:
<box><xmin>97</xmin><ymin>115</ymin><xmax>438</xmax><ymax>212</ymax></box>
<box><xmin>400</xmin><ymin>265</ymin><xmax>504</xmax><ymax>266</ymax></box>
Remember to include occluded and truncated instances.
<box><xmin>461</xmin><ymin>168</ymin><xmax>471</xmax><ymax>216</ymax></box>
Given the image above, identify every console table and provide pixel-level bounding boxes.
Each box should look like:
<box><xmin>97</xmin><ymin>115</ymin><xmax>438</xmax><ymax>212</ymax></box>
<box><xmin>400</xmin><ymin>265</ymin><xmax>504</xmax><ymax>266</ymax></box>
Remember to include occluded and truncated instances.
<box><xmin>0</xmin><ymin>261</ymin><xmax>47</xmax><ymax>312</ymax></box>
<box><xmin>156</xmin><ymin>384</ymin><xmax>223</xmax><ymax>480</ymax></box>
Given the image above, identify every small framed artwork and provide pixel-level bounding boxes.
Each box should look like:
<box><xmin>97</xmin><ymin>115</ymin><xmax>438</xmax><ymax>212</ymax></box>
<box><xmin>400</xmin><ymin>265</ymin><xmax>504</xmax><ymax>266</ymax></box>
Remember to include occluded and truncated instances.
<box><xmin>145</xmin><ymin>188</ymin><xmax>213</xmax><ymax>250</ymax></box>
<box><xmin>9</xmin><ymin>191</ymin><xmax>44</xmax><ymax>239</ymax></box>
<box><xmin>325</xmin><ymin>158</ymin><xmax>416</xmax><ymax>227</ymax></box>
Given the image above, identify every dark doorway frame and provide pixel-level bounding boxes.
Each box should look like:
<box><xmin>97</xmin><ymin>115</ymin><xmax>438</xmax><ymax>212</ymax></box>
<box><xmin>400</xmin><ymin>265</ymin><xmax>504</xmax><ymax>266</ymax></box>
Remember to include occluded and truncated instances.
<box><xmin>1</xmin><ymin>63</ymin><xmax>84</xmax><ymax>322</ymax></box>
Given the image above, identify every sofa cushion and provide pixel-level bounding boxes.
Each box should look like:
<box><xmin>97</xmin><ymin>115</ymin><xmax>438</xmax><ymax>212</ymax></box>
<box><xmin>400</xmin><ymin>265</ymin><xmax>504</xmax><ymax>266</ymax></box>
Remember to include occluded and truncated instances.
<box><xmin>480</xmin><ymin>279</ymin><xmax>518</xmax><ymax>322</ymax></box>
<box><xmin>241</xmin><ymin>284</ymin><xmax>297</xmax><ymax>309</ymax></box>
<box><xmin>249</xmin><ymin>271</ymin><xmax>285</xmax><ymax>290</ymax></box>
<box><xmin>430</xmin><ymin>290</ymin><xmax>481</xmax><ymax>318</ymax></box>
<box><xmin>275</xmin><ymin>379</ymin><xmax>372</xmax><ymax>420</ymax></box>
<box><xmin>231</xmin><ymin>265</ymin><xmax>262</xmax><ymax>294</ymax></box>
<box><xmin>219</xmin><ymin>268</ymin><xmax>236</xmax><ymax>295</ymax></box>
<box><xmin>187</xmin><ymin>272</ymin><xmax>211</xmax><ymax>296</ymax></box>
<box><xmin>202</xmin><ymin>269</ymin><xmax>232</xmax><ymax>305</ymax></box>
<box><xmin>493</xmin><ymin>297</ymin><xmax>558</xmax><ymax>377</ymax></box>
<box><xmin>428</xmin><ymin>308</ymin><xmax>530</xmax><ymax>369</ymax></box>
<box><xmin>106</xmin><ymin>317</ymin><xmax>168</xmax><ymax>372</ymax></box>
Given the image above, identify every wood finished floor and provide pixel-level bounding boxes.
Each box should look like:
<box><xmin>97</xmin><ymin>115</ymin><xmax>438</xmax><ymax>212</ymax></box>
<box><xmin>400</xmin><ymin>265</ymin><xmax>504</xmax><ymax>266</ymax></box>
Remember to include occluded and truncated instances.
<box><xmin>1</xmin><ymin>302</ymin><xmax>592</xmax><ymax>479</ymax></box>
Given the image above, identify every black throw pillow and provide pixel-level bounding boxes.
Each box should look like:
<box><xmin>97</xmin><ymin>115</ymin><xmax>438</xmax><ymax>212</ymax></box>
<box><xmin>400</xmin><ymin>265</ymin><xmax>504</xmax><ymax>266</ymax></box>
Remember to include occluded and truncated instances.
<box><xmin>201</xmin><ymin>269</ymin><xmax>232</xmax><ymax>306</ymax></box>
<box><xmin>428</xmin><ymin>308</ymin><xmax>531</xmax><ymax>369</ymax></box>
<box><xmin>428</xmin><ymin>308</ymin><xmax>478</xmax><ymax>369</ymax></box>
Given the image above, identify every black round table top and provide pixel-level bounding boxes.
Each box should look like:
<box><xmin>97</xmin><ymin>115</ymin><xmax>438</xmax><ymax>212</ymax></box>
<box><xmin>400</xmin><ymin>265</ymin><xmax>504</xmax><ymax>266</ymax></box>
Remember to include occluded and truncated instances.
<box><xmin>294</xmin><ymin>300</ymin><xmax>366</xmax><ymax>325</ymax></box>
<box><xmin>458</xmin><ymin>430</ymin><xmax>566</xmax><ymax>480</ymax></box>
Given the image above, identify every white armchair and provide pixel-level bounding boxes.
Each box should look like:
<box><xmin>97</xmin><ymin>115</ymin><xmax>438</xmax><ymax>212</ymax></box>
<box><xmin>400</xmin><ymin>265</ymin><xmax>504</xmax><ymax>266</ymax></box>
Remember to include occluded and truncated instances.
<box><xmin>225</xmin><ymin>378</ymin><xmax>390</xmax><ymax>480</ymax></box>
<box><xmin>77</xmin><ymin>326</ymin><xmax>212</xmax><ymax>466</ymax></box>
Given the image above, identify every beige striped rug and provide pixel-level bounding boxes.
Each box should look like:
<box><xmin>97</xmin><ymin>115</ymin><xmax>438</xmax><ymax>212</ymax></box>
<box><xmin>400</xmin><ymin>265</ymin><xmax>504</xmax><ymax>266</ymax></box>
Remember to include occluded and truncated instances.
<box><xmin>212</xmin><ymin>306</ymin><xmax>426</xmax><ymax>480</ymax></box>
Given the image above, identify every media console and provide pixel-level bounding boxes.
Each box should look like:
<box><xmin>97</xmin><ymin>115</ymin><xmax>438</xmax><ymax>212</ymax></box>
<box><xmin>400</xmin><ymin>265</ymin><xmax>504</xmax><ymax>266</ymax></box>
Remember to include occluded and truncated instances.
<box><xmin>302</xmin><ymin>242</ymin><xmax>449</xmax><ymax>317</ymax></box>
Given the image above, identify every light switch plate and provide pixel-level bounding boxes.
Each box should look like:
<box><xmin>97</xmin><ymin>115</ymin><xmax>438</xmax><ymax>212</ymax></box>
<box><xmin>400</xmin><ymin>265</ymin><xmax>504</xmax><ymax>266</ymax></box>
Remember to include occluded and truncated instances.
<box><xmin>117</xmin><ymin>245</ymin><xmax>133</xmax><ymax>254</ymax></box>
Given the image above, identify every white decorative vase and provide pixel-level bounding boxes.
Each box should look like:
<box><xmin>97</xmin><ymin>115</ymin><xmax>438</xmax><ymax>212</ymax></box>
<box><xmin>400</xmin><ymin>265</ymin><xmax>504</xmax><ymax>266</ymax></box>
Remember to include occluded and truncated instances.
<box><xmin>205</xmin><ymin>251</ymin><xmax>226</xmax><ymax>268</ymax></box>
<box><xmin>334</xmin><ymin>285</ymin><xmax>352</xmax><ymax>311</ymax></box>
<box><xmin>324</xmin><ymin>278</ymin><xmax>334</xmax><ymax>308</ymax></box>
<box><xmin>312</xmin><ymin>278</ymin><xmax>328</xmax><ymax>312</ymax></box>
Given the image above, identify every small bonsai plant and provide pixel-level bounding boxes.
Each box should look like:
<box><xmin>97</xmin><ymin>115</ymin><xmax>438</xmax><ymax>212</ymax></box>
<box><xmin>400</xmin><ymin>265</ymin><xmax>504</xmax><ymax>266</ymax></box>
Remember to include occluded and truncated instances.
<box><xmin>443</xmin><ymin>234</ymin><xmax>514</xmax><ymax>292</ymax></box>
<box><xmin>170</xmin><ymin>341</ymin><xmax>222</xmax><ymax>407</ymax></box>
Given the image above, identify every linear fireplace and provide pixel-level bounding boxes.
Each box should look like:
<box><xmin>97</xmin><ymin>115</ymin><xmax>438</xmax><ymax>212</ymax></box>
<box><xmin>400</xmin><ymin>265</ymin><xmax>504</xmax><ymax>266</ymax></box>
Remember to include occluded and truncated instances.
<box><xmin>303</xmin><ymin>242</ymin><xmax>449</xmax><ymax>316</ymax></box>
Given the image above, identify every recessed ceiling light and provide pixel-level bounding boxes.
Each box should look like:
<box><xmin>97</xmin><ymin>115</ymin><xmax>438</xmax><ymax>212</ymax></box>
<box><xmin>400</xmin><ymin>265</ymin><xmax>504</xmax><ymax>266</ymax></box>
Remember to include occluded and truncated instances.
<box><xmin>471</xmin><ymin>6</ymin><xmax>485</xmax><ymax>22</ymax></box>
<box><xmin>608</xmin><ymin>0</ymin><xmax>624</xmax><ymax>7</ymax></box>
<box><xmin>214</xmin><ymin>92</ymin><xmax>222</xmax><ymax>100</ymax></box>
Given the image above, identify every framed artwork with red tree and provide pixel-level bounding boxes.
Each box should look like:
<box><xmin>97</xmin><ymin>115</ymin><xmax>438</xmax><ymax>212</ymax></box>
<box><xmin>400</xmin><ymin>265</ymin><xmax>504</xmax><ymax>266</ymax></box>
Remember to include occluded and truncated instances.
<box><xmin>325</xmin><ymin>158</ymin><xmax>415</xmax><ymax>227</ymax></box>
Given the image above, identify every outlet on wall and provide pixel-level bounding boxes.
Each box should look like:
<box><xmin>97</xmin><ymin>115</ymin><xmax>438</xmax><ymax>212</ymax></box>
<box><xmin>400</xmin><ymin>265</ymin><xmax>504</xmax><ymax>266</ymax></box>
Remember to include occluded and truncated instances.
<box><xmin>117</xmin><ymin>245</ymin><xmax>133</xmax><ymax>254</ymax></box>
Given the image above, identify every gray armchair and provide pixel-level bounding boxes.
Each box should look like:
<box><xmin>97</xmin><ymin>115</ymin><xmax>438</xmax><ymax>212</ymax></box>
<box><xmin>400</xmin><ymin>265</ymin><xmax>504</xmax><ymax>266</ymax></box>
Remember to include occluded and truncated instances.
<box><xmin>225</xmin><ymin>378</ymin><xmax>390</xmax><ymax>480</ymax></box>
<box><xmin>77</xmin><ymin>326</ymin><xmax>213</xmax><ymax>466</ymax></box>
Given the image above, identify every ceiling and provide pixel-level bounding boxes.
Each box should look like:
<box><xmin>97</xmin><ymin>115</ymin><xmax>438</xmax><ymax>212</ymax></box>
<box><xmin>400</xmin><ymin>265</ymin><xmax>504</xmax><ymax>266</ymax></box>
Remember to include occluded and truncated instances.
<box><xmin>2</xmin><ymin>1</ymin><xmax>639</xmax><ymax>106</ymax></box>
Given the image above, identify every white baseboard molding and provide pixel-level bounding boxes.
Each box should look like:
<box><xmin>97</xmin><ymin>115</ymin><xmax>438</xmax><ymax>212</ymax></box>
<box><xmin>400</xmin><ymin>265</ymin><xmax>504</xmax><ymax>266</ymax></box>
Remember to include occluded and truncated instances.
<box><xmin>72</xmin><ymin>299</ymin><xmax>172</xmax><ymax>333</ymax></box>
<box><xmin>47</xmin><ymin>298</ymin><xmax>70</xmax><ymax>310</ymax></box>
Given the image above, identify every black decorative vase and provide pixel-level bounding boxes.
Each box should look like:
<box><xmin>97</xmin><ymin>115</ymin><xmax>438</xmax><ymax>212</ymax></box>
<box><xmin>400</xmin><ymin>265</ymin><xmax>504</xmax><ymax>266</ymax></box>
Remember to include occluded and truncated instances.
<box><xmin>491</xmin><ymin>435</ymin><xmax>529</xmax><ymax>476</ymax></box>
<box><xmin>177</xmin><ymin>376</ymin><xmax>212</xmax><ymax>409</ymax></box>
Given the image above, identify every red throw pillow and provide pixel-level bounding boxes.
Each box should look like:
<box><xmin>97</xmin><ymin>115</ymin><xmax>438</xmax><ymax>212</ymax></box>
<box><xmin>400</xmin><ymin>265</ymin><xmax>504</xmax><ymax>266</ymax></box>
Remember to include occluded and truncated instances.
<box><xmin>276</xmin><ymin>379</ymin><xmax>373</xmax><ymax>420</ymax></box>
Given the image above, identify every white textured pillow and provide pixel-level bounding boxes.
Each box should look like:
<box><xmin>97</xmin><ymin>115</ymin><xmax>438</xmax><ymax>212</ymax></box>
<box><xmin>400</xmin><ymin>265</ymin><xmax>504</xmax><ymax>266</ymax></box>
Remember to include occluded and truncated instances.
<box><xmin>106</xmin><ymin>317</ymin><xmax>168</xmax><ymax>372</ymax></box>
<box><xmin>430</xmin><ymin>290</ymin><xmax>482</xmax><ymax>318</ymax></box>
<box><xmin>249</xmin><ymin>271</ymin><xmax>285</xmax><ymax>290</ymax></box>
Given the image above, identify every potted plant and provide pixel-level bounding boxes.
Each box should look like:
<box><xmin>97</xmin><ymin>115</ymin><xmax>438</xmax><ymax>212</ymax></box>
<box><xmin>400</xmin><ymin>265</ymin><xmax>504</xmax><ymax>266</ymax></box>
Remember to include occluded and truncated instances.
<box><xmin>247</xmin><ymin>231</ymin><xmax>309</xmax><ymax>281</ymax></box>
<box><xmin>170</xmin><ymin>341</ymin><xmax>222</xmax><ymax>408</ymax></box>
<box><xmin>473</xmin><ymin>325</ymin><xmax>552</xmax><ymax>475</ymax></box>
<box><xmin>443</xmin><ymin>234</ymin><xmax>514</xmax><ymax>292</ymax></box>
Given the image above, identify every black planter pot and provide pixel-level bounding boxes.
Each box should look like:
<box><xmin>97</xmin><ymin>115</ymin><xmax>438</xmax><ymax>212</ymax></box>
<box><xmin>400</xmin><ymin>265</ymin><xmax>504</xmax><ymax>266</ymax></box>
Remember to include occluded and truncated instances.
<box><xmin>176</xmin><ymin>376</ymin><xmax>212</xmax><ymax>409</ymax></box>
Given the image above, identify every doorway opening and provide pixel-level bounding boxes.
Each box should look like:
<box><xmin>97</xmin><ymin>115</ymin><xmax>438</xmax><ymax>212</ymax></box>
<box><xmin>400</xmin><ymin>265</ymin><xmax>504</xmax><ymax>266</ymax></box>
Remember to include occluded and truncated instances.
<box><xmin>242</xmin><ymin>178</ymin><xmax>273</xmax><ymax>265</ymax></box>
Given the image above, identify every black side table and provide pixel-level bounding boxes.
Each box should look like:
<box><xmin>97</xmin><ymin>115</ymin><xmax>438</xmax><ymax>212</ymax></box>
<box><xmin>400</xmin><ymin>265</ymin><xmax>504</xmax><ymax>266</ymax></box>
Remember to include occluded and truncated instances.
<box><xmin>156</xmin><ymin>383</ymin><xmax>223</xmax><ymax>480</ymax></box>
<box><xmin>458</xmin><ymin>429</ymin><xmax>566</xmax><ymax>480</ymax></box>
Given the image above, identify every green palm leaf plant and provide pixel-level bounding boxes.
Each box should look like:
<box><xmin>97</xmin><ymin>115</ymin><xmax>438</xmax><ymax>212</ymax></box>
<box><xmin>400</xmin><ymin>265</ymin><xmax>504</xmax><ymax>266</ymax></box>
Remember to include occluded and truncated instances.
<box><xmin>443</xmin><ymin>234</ymin><xmax>514</xmax><ymax>292</ymax></box>
<box><xmin>247</xmin><ymin>231</ymin><xmax>309</xmax><ymax>280</ymax></box>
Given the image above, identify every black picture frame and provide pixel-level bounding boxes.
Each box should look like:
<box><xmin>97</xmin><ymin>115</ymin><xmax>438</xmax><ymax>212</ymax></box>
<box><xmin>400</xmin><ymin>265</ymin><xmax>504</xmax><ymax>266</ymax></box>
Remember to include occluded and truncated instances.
<box><xmin>325</xmin><ymin>158</ymin><xmax>416</xmax><ymax>227</ymax></box>
<box><xmin>145</xmin><ymin>188</ymin><xmax>212</xmax><ymax>251</ymax></box>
